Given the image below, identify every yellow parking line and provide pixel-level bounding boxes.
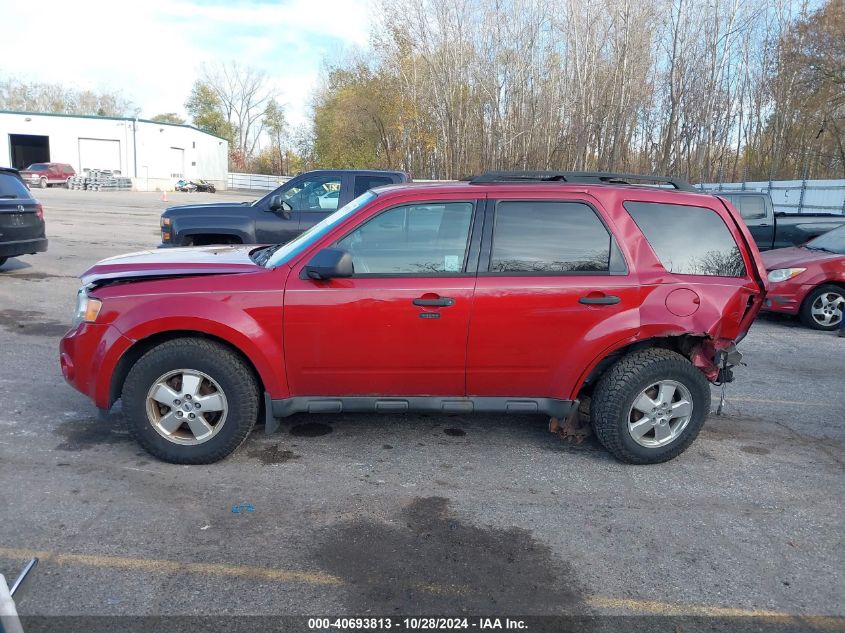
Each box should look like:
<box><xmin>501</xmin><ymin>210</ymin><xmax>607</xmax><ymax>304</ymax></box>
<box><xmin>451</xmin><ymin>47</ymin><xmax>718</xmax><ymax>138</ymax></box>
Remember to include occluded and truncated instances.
<box><xmin>0</xmin><ymin>547</ymin><xmax>342</xmax><ymax>586</ymax></box>
<box><xmin>587</xmin><ymin>595</ymin><xmax>784</xmax><ymax>617</ymax></box>
<box><xmin>0</xmin><ymin>546</ymin><xmax>842</xmax><ymax>627</ymax></box>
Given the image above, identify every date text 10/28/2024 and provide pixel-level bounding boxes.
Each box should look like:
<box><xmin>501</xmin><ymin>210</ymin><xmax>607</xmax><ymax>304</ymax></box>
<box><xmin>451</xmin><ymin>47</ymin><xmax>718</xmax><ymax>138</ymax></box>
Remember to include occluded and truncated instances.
<box><xmin>308</xmin><ymin>618</ymin><xmax>528</xmax><ymax>630</ymax></box>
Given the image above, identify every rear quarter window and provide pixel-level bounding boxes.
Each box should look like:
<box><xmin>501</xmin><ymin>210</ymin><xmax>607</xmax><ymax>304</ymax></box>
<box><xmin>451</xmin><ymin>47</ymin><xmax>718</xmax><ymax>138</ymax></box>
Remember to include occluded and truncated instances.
<box><xmin>723</xmin><ymin>194</ymin><xmax>766</xmax><ymax>220</ymax></box>
<box><xmin>624</xmin><ymin>201</ymin><xmax>746</xmax><ymax>277</ymax></box>
<box><xmin>0</xmin><ymin>173</ymin><xmax>33</xmax><ymax>199</ymax></box>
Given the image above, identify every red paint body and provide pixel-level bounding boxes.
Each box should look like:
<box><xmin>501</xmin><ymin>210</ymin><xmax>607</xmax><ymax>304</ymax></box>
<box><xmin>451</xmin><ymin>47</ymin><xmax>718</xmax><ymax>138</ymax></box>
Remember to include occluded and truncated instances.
<box><xmin>60</xmin><ymin>182</ymin><xmax>767</xmax><ymax>409</ymax></box>
<box><xmin>761</xmin><ymin>246</ymin><xmax>845</xmax><ymax>315</ymax></box>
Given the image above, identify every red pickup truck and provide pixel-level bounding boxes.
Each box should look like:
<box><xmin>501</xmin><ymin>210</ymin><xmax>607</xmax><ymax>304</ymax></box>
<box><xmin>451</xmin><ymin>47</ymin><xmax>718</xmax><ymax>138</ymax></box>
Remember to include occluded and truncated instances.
<box><xmin>60</xmin><ymin>172</ymin><xmax>767</xmax><ymax>465</ymax></box>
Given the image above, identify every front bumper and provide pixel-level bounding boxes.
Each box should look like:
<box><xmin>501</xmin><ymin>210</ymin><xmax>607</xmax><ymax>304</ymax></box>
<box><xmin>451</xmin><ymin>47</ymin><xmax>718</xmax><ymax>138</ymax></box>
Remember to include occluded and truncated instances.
<box><xmin>761</xmin><ymin>281</ymin><xmax>813</xmax><ymax>315</ymax></box>
<box><xmin>0</xmin><ymin>238</ymin><xmax>48</xmax><ymax>257</ymax></box>
<box><xmin>60</xmin><ymin>322</ymin><xmax>134</xmax><ymax>409</ymax></box>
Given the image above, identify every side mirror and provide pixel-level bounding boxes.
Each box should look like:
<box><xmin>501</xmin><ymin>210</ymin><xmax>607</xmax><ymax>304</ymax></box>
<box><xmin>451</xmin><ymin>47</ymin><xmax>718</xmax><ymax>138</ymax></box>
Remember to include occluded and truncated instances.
<box><xmin>303</xmin><ymin>248</ymin><xmax>354</xmax><ymax>280</ymax></box>
<box><xmin>269</xmin><ymin>195</ymin><xmax>293</xmax><ymax>217</ymax></box>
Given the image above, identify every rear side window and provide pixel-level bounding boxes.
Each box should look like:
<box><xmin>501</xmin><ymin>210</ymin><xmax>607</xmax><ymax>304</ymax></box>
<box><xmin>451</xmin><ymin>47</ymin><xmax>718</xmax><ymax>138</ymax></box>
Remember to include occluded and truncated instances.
<box><xmin>724</xmin><ymin>194</ymin><xmax>766</xmax><ymax>220</ymax></box>
<box><xmin>625</xmin><ymin>202</ymin><xmax>746</xmax><ymax>277</ymax></box>
<box><xmin>0</xmin><ymin>173</ymin><xmax>33</xmax><ymax>199</ymax></box>
<box><xmin>490</xmin><ymin>201</ymin><xmax>616</xmax><ymax>273</ymax></box>
<box><xmin>354</xmin><ymin>175</ymin><xmax>394</xmax><ymax>198</ymax></box>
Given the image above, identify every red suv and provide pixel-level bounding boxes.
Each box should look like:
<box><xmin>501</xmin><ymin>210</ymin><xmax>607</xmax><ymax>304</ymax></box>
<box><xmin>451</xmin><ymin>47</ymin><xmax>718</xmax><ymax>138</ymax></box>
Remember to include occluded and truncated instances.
<box><xmin>20</xmin><ymin>163</ymin><xmax>76</xmax><ymax>189</ymax></box>
<box><xmin>59</xmin><ymin>172</ymin><xmax>767</xmax><ymax>465</ymax></box>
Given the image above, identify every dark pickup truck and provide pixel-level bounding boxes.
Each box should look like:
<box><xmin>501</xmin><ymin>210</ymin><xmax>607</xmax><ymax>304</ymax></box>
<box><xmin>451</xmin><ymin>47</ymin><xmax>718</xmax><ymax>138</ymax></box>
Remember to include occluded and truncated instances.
<box><xmin>717</xmin><ymin>191</ymin><xmax>844</xmax><ymax>251</ymax></box>
<box><xmin>160</xmin><ymin>169</ymin><xmax>408</xmax><ymax>246</ymax></box>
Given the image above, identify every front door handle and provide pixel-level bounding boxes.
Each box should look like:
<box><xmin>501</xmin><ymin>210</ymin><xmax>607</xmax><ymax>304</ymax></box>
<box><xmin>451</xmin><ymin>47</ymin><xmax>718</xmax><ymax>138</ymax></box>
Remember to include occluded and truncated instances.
<box><xmin>413</xmin><ymin>297</ymin><xmax>455</xmax><ymax>307</ymax></box>
<box><xmin>579</xmin><ymin>294</ymin><xmax>621</xmax><ymax>305</ymax></box>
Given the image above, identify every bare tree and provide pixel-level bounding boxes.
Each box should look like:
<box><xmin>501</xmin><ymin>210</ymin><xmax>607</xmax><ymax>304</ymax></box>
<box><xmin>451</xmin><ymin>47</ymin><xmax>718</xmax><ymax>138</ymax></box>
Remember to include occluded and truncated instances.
<box><xmin>198</xmin><ymin>62</ymin><xmax>276</xmax><ymax>164</ymax></box>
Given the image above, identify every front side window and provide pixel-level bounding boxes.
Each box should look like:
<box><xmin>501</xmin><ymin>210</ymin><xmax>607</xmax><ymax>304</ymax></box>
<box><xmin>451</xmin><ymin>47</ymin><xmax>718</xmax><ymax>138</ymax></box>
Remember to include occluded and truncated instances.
<box><xmin>490</xmin><ymin>201</ymin><xmax>613</xmax><ymax>273</ymax></box>
<box><xmin>283</xmin><ymin>176</ymin><xmax>342</xmax><ymax>211</ymax></box>
<box><xmin>625</xmin><ymin>201</ymin><xmax>746</xmax><ymax>277</ymax></box>
<box><xmin>337</xmin><ymin>202</ymin><xmax>474</xmax><ymax>274</ymax></box>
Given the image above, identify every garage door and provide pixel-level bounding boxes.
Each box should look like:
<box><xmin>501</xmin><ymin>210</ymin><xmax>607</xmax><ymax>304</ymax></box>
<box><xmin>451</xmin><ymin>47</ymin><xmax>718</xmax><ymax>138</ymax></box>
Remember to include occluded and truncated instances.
<box><xmin>78</xmin><ymin>138</ymin><xmax>122</xmax><ymax>173</ymax></box>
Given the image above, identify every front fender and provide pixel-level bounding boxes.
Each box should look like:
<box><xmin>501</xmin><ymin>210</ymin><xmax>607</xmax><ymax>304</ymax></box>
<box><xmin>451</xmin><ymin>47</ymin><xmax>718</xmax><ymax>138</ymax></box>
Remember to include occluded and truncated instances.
<box><xmin>108</xmin><ymin>294</ymin><xmax>287</xmax><ymax>399</ymax></box>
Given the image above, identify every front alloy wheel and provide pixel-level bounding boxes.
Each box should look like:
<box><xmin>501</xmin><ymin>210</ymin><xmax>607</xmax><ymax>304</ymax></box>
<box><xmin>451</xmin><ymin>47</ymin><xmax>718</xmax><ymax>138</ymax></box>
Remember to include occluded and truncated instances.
<box><xmin>146</xmin><ymin>369</ymin><xmax>228</xmax><ymax>445</ymax></box>
<box><xmin>123</xmin><ymin>338</ymin><xmax>259</xmax><ymax>464</ymax></box>
<box><xmin>801</xmin><ymin>285</ymin><xmax>845</xmax><ymax>331</ymax></box>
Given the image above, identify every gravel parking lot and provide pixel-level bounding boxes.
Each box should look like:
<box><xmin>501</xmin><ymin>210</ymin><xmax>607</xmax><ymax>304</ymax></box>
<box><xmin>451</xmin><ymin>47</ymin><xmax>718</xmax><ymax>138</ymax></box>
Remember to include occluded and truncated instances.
<box><xmin>0</xmin><ymin>189</ymin><xmax>843</xmax><ymax>627</ymax></box>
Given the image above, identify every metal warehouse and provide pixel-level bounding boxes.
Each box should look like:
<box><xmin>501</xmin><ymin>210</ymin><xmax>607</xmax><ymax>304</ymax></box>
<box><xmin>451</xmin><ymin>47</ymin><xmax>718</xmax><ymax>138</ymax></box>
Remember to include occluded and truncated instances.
<box><xmin>0</xmin><ymin>110</ymin><xmax>229</xmax><ymax>191</ymax></box>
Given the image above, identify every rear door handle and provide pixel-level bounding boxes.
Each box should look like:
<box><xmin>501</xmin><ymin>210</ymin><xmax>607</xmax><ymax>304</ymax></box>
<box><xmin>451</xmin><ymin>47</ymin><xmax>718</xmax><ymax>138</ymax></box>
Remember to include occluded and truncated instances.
<box><xmin>579</xmin><ymin>295</ymin><xmax>621</xmax><ymax>305</ymax></box>
<box><xmin>413</xmin><ymin>297</ymin><xmax>455</xmax><ymax>307</ymax></box>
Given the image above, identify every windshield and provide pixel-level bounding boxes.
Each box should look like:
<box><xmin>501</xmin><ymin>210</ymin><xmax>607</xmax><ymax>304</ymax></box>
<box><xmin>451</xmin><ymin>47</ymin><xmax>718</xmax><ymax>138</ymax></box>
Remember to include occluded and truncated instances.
<box><xmin>264</xmin><ymin>191</ymin><xmax>378</xmax><ymax>268</ymax></box>
<box><xmin>805</xmin><ymin>224</ymin><xmax>845</xmax><ymax>254</ymax></box>
<box><xmin>26</xmin><ymin>164</ymin><xmax>48</xmax><ymax>171</ymax></box>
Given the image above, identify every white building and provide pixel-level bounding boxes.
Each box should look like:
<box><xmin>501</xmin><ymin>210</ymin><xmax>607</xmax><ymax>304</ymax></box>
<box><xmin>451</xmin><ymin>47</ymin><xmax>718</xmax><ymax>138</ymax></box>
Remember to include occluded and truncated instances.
<box><xmin>0</xmin><ymin>110</ymin><xmax>229</xmax><ymax>191</ymax></box>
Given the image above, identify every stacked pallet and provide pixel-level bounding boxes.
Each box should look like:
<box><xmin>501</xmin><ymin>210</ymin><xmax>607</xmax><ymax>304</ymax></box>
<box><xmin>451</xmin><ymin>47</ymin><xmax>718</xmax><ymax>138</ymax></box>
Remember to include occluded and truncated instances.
<box><xmin>68</xmin><ymin>170</ymin><xmax>133</xmax><ymax>191</ymax></box>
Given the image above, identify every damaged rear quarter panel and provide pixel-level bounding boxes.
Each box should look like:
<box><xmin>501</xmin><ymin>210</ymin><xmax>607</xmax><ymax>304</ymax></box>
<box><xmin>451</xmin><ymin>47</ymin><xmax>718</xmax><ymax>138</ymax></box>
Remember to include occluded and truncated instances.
<box><xmin>569</xmin><ymin>190</ymin><xmax>766</xmax><ymax>398</ymax></box>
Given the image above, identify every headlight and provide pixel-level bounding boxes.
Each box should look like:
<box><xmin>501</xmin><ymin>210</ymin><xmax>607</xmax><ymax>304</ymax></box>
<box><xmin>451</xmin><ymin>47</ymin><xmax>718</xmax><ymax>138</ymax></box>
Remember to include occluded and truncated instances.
<box><xmin>161</xmin><ymin>217</ymin><xmax>171</xmax><ymax>227</ymax></box>
<box><xmin>767</xmin><ymin>268</ymin><xmax>806</xmax><ymax>283</ymax></box>
<box><xmin>72</xmin><ymin>288</ymin><xmax>103</xmax><ymax>327</ymax></box>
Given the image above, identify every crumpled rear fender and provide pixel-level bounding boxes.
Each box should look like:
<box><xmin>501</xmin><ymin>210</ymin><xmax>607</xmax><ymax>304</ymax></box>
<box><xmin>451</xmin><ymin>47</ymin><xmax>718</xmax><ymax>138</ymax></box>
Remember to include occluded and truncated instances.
<box><xmin>572</xmin><ymin>280</ymin><xmax>764</xmax><ymax>396</ymax></box>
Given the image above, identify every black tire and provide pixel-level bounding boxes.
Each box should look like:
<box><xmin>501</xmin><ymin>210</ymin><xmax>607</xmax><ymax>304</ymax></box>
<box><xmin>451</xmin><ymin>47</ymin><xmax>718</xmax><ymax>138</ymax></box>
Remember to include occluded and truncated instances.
<box><xmin>799</xmin><ymin>284</ymin><xmax>845</xmax><ymax>331</ymax></box>
<box><xmin>39</xmin><ymin>177</ymin><xmax>47</xmax><ymax>189</ymax></box>
<box><xmin>591</xmin><ymin>348</ymin><xmax>711</xmax><ymax>465</ymax></box>
<box><xmin>122</xmin><ymin>338</ymin><xmax>259</xmax><ymax>464</ymax></box>
<box><xmin>0</xmin><ymin>257</ymin><xmax>7</xmax><ymax>268</ymax></box>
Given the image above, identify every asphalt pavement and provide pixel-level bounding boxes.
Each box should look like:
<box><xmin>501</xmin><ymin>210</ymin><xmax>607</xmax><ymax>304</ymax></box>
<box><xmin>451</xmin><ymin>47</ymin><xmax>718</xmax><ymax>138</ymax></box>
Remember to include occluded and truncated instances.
<box><xmin>0</xmin><ymin>189</ymin><xmax>842</xmax><ymax>628</ymax></box>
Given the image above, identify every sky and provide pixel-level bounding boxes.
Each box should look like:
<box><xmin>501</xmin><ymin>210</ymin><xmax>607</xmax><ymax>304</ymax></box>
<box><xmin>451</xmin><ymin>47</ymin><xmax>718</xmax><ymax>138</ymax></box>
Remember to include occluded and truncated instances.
<box><xmin>0</xmin><ymin>0</ymin><xmax>372</xmax><ymax>127</ymax></box>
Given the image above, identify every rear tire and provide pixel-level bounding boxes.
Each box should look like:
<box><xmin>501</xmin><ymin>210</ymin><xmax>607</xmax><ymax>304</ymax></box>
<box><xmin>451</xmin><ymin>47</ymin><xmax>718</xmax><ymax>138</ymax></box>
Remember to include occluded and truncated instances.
<box><xmin>591</xmin><ymin>348</ymin><xmax>710</xmax><ymax>464</ymax></box>
<box><xmin>122</xmin><ymin>338</ymin><xmax>259</xmax><ymax>464</ymax></box>
<box><xmin>799</xmin><ymin>284</ymin><xmax>844</xmax><ymax>331</ymax></box>
<box><xmin>39</xmin><ymin>177</ymin><xmax>47</xmax><ymax>189</ymax></box>
<box><xmin>0</xmin><ymin>257</ymin><xmax>7</xmax><ymax>268</ymax></box>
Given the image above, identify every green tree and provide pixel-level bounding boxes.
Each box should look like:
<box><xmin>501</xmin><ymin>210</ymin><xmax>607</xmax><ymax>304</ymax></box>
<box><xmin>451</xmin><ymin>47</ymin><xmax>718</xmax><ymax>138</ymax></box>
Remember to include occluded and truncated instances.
<box><xmin>150</xmin><ymin>112</ymin><xmax>186</xmax><ymax>124</ymax></box>
<box><xmin>312</xmin><ymin>65</ymin><xmax>399</xmax><ymax>169</ymax></box>
<box><xmin>263</xmin><ymin>100</ymin><xmax>288</xmax><ymax>174</ymax></box>
<box><xmin>185</xmin><ymin>82</ymin><xmax>235</xmax><ymax>144</ymax></box>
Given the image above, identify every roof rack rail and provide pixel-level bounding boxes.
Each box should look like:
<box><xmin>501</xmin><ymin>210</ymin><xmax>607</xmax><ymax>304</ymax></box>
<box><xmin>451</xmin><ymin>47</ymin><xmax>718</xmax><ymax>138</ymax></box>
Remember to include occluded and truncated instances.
<box><xmin>468</xmin><ymin>171</ymin><xmax>697</xmax><ymax>192</ymax></box>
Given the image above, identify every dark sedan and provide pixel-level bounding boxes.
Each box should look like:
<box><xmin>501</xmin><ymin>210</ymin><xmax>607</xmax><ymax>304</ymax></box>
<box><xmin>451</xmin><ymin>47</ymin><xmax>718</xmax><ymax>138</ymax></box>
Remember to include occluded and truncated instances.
<box><xmin>761</xmin><ymin>224</ymin><xmax>845</xmax><ymax>330</ymax></box>
<box><xmin>0</xmin><ymin>168</ymin><xmax>47</xmax><ymax>268</ymax></box>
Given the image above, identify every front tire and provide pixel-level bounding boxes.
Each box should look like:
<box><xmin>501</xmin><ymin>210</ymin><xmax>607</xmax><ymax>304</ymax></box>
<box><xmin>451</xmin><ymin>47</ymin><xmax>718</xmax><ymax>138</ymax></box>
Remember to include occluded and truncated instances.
<box><xmin>39</xmin><ymin>177</ymin><xmax>47</xmax><ymax>189</ymax></box>
<box><xmin>122</xmin><ymin>338</ymin><xmax>259</xmax><ymax>464</ymax></box>
<box><xmin>799</xmin><ymin>284</ymin><xmax>844</xmax><ymax>331</ymax></box>
<box><xmin>591</xmin><ymin>348</ymin><xmax>711</xmax><ymax>464</ymax></box>
<box><xmin>0</xmin><ymin>257</ymin><xmax>7</xmax><ymax>268</ymax></box>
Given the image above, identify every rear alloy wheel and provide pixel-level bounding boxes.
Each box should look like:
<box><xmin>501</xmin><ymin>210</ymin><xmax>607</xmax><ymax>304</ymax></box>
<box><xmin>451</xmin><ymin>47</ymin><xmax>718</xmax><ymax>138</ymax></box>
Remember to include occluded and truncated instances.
<box><xmin>122</xmin><ymin>338</ymin><xmax>259</xmax><ymax>464</ymax></box>
<box><xmin>800</xmin><ymin>284</ymin><xmax>844</xmax><ymax>331</ymax></box>
<box><xmin>39</xmin><ymin>177</ymin><xmax>47</xmax><ymax>189</ymax></box>
<box><xmin>591</xmin><ymin>348</ymin><xmax>710</xmax><ymax>464</ymax></box>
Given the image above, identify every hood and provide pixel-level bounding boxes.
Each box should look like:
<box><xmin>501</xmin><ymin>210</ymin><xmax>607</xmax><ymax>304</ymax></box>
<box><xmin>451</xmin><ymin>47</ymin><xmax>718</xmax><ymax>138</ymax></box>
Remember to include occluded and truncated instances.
<box><xmin>81</xmin><ymin>245</ymin><xmax>262</xmax><ymax>285</ymax></box>
<box><xmin>163</xmin><ymin>202</ymin><xmax>250</xmax><ymax>214</ymax></box>
<box><xmin>761</xmin><ymin>245</ymin><xmax>843</xmax><ymax>270</ymax></box>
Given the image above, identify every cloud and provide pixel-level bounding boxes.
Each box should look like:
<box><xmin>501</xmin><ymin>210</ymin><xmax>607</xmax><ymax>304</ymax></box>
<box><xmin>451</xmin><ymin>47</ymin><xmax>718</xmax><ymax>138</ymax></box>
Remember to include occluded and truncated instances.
<box><xmin>0</xmin><ymin>0</ymin><xmax>372</xmax><ymax>126</ymax></box>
